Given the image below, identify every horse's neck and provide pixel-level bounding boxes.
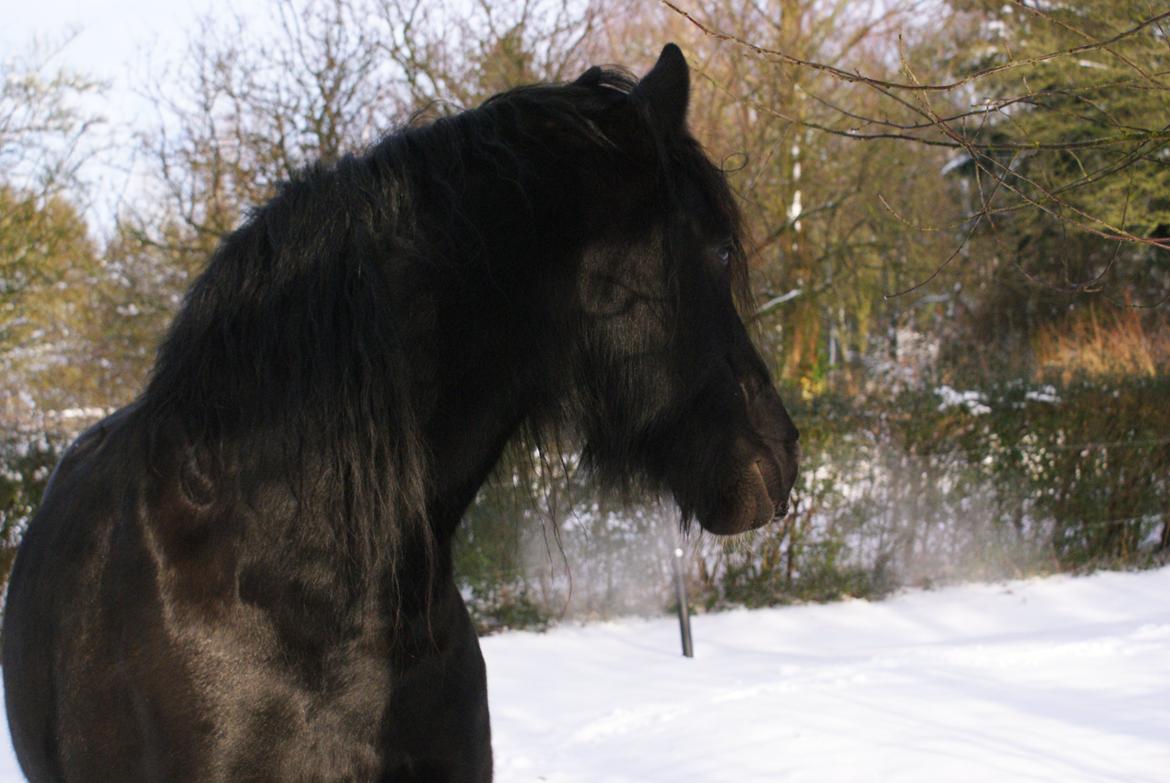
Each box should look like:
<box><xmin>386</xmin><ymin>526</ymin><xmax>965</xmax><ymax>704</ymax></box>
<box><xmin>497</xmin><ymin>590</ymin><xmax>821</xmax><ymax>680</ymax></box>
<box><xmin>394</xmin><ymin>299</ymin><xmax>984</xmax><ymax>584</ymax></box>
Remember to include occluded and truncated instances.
<box><xmin>416</xmin><ymin>286</ymin><xmax>543</xmax><ymax>539</ymax></box>
<box><xmin>413</xmin><ymin>239</ymin><xmax>566</xmax><ymax>538</ymax></box>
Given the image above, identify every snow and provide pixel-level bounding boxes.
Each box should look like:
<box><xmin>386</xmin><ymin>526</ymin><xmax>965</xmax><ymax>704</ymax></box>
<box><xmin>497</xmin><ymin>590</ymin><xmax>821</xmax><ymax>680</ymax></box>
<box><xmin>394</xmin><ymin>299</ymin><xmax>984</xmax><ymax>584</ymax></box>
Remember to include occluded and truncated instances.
<box><xmin>486</xmin><ymin>567</ymin><xmax>1170</xmax><ymax>783</ymax></box>
<box><xmin>1026</xmin><ymin>386</ymin><xmax>1061</xmax><ymax>404</ymax></box>
<box><xmin>935</xmin><ymin>384</ymin><xmax>992</xmax><ymax>416</ymax></box>
<box><xmin>2</xmin><ymin>567</ymin><xmax>1169</xmax><ymax>781</ymax></box>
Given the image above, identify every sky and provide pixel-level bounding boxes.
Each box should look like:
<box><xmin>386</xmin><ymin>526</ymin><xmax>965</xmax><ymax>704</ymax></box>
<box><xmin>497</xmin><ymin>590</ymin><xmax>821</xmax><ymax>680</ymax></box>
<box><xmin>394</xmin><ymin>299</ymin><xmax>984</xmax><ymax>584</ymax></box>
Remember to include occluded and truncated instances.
<box><xmin>4</xmin><ymin>0</ymin><xmax>273</xmax><ymax>230</ymax></box>
<box><xmin>7</xmin><ymin>0</ymin><xmax>214</xmax><ymax>102</ymax></box>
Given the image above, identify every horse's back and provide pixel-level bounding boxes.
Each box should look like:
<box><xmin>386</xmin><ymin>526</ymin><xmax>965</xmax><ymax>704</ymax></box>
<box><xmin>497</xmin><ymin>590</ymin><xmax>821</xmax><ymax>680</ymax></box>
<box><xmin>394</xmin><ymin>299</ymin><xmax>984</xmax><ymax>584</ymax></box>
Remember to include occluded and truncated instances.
<box><xmin>3</xmin><ymin>405</ymin><xmax>151</xmax><ymax>781</ymax></box>
<box><xmin>2</xmin><ymin>406</ymin><xmax>492</xmax><ymax>782</ymax></box>
<box><xmin>4</xmin><ymin>405</ymin><xmax>252</xmax><ymax>781</ymax></box>
<box><xmin>3</xmin><ymin>404</ymin><xmax>292</xmax><ymax>781</ymax></box>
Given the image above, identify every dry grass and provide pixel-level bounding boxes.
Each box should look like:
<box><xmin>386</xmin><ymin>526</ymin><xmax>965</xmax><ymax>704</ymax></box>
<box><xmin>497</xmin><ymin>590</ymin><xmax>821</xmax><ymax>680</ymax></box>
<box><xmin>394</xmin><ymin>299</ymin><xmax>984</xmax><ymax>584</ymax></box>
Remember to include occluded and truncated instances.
<box><xmin>1034</xmin><ymin>305</ymin><xmax>1170</xmax><ymax>382</ymax></box>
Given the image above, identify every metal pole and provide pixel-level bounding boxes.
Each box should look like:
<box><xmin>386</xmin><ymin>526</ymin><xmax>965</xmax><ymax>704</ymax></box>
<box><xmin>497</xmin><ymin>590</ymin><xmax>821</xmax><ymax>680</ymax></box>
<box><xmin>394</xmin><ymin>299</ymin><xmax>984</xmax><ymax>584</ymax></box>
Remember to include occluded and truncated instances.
<box><xmin>671</xmin><ymin>544</ymin><xmax>694</xmax><ymax>658</ymax></box>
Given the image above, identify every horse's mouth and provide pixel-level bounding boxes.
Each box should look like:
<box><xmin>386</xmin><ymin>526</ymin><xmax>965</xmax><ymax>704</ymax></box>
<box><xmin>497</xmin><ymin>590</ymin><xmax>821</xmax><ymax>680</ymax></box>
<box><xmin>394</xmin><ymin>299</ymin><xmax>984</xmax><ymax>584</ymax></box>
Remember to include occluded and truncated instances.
<box><xmin>755</xmin><ymin>454</ymin><xmax>793</xmax><ymax>525</ymax></box>
<box><xmin>754</xmin><ymin>501</ymin><xmax>788</xmax><ymax>529</ymax></box>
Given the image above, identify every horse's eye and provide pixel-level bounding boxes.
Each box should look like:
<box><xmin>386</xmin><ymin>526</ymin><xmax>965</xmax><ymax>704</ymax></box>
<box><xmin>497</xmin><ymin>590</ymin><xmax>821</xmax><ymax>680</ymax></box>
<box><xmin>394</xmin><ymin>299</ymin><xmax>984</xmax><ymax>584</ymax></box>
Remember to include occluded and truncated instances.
<box><xmin>717</xmin><ymin>244</ymin><xmax>733</xmax><ymax>268</ymax></box>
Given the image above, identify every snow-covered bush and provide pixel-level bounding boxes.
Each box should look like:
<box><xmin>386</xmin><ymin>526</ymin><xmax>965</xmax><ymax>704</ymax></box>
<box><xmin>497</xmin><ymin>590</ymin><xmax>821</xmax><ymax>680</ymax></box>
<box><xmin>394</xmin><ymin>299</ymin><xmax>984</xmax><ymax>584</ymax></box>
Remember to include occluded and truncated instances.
<box><xmin>0</xmin><ymin>428</ymin><xmax>65</xmax><ymax>586</ymax></box>
<box><xmin>453</xmin><ymin>375</ymin><xmax>1170</xmax><ymax>631</ymax></box>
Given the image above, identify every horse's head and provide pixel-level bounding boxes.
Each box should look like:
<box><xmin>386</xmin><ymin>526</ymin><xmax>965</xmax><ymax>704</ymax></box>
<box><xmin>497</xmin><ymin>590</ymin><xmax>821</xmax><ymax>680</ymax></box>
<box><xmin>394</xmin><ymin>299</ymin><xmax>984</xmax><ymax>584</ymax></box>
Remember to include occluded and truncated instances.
<box><xmin>563</xmin><ymin>44</ymin><xmax>799</xmax><ymax>535</ymax></box>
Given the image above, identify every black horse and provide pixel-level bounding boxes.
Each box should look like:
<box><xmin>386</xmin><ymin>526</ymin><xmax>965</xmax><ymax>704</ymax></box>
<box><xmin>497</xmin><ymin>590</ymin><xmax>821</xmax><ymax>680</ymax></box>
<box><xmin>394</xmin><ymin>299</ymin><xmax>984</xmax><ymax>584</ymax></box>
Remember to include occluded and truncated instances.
<box><xmin>3</xmin><ymin>44</ymin><xmax>798</xmax><ymax>782</ymax></box>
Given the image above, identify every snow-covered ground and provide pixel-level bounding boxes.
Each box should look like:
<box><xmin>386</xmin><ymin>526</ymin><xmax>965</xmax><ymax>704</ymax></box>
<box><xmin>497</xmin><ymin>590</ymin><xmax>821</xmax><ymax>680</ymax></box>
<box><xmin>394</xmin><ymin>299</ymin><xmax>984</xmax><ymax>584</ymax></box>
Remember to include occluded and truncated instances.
<box><xmin>486</xmin><ymin>568</ymin><xmax>1170</xmax><ymax>783</ymax></box>
<box><xmin>1</xmin><ymin>567</ymin><xmax>1168</xmax><ymax>781</ymax></box>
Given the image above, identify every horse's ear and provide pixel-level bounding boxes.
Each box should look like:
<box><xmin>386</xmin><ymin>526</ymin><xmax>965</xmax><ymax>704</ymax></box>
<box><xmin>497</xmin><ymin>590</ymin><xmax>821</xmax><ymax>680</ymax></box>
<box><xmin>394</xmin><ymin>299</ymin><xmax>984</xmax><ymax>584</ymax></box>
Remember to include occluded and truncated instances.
<box><xmin>575</xmin><ymin>66</ymin><xmax>604</xmax><ymax>86</ymax></box>
<box><xmin>633</xmin><ymin>43</ymin><xmax>689</xmax><ymax>131</ymax></box>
